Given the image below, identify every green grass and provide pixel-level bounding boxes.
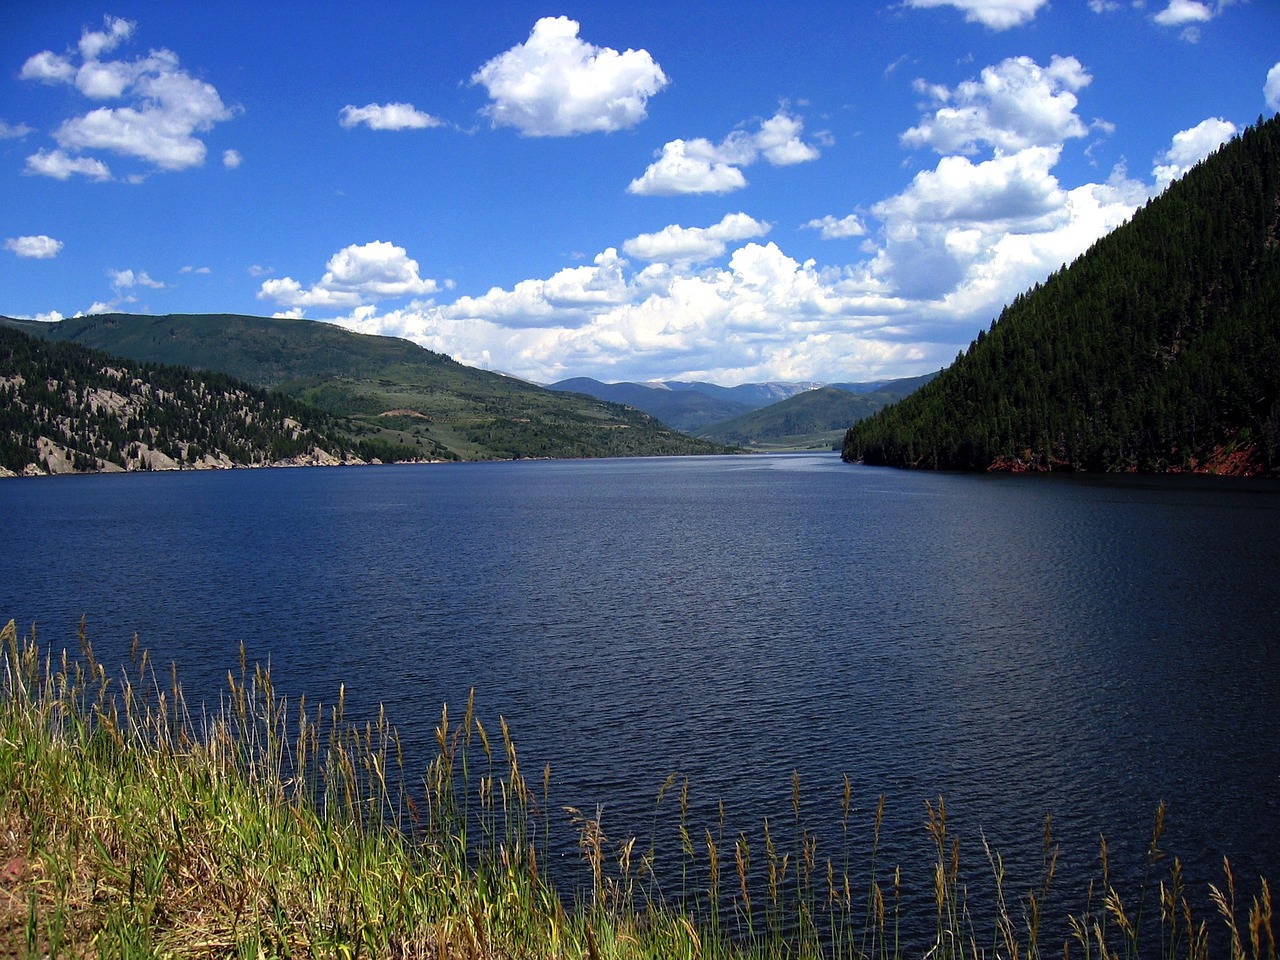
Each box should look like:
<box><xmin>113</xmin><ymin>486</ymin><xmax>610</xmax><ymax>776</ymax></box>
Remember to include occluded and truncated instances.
<box><xmin>1</xmin><ymin>618</ymin><xmax>1273</xmax><ymax>959</ymax></box>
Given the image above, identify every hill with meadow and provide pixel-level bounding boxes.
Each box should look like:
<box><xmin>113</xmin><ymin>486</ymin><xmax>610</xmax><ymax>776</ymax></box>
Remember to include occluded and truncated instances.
<box><xmin>0</xmin><ymin>313</ymin><xmax>730</xmax><ymax>466</ymax></box>
<box><xmin>843</xmin><ymin>114</ymin><xmax>1280</xmax><ymax>476</ymax></box>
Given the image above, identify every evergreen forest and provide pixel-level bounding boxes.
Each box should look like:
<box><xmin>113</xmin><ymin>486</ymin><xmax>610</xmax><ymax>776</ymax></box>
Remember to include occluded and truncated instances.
<box><xmin>843</xmin><ymin>114</ymin><xmax>1280</xmax><ymax>475</ymax></box>
<box><xmin>0</xmin><ymin>326</ymin><xmax>418</xmax><ymax>475</ymax></box>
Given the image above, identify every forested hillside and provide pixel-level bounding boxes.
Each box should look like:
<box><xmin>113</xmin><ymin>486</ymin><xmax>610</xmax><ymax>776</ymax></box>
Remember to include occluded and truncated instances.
<box><xmin>844</xmin><ymin>114</ymin><xmax>1280</xmax><ymax>475</ymax></box>
<box><xmin>0</xmin><ymin>326</ymin><xmax>420</xmax><ymax>476</ymax></box>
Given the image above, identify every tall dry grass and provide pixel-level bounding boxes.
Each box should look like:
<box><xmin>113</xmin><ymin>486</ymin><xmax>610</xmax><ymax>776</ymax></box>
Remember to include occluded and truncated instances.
<box><xmin>1</xmin><ymin>618</ymin><xmax>1273</xmax><ymax>960</ymax></box>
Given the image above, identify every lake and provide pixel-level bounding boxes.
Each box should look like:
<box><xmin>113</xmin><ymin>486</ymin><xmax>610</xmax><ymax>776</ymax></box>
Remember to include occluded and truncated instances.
<box><xmin>2</xmin><ymin>453</ymin><xmax>1277</xmax><ymax>938</ymax></box>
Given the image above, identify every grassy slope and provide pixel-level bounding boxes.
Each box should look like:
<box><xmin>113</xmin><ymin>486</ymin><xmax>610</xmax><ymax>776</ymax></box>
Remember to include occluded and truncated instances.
<box><xmin>0</xmin><ymin>313</ymin><xmax>437</xmax><ymax>388</ymax></box>
<box><xmin>0</xmin><ymin>314</ymin><xmax>730</xmax><ymax>461</ymax></box>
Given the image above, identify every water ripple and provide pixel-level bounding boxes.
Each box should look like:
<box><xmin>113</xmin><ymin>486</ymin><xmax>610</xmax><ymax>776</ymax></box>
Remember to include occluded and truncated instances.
<box><xmin>1</xmin><ymin>455</ymin><xmax>1277</xmax><ymax>917</ymax></box>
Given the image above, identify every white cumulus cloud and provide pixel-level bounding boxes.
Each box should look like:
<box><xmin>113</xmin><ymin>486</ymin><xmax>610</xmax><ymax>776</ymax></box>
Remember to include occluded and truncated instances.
<box><xmin>1152</xmin><ymin>117</ymin><xmax>1237</xmax><ymax>189</ymax></box>
<box><xmin>442</xmin><ymin>249</ymin><xmax>632</xmax><ymax>329</ymax></box>
<box><xmin>339</xmin><ymin>102</ymin><xmax>443</xmax><ymax>131</ymax></box>
<box><xmin>753</xmin><ymin>112</ymin><xmax>823</xmax><ymax>165</ymax></box>
<box><xmin>259</xmin><ymin>278</ymin><xmax>363</xmax><ymax>310</ymax></box>
<box><xmin>23</xmin><ymin>149</ymin><xmax>112</xmax><ymax>181</ymax></box>
<box><xmin>262</xmin><ymin>38</ymin><xmax>1191</xmax><ymax>387</ymax></box>
<box><xmin>625</xmin><ymin>139</ymin><xmax>749</xmax><ymax>196</ymax></box>
<box><xmin>902</xmin><ymin>55</ymin><xmax>1092</xmax><ymax>155</ymax></box>
<box><xmin>19</xmin><ymin>50</ymin><xmax>76</xmax><ymax>85</ymax></box>
<box><xmin>5</xmin><ymin>235</ymin><xmax>64</xmax><ymax>259</ymax></box>
<box><xmin>903</xmin><ymin>0</ymin><xmax>1049</xmax><ymax>30</ymax></box>
<box><xmin>1266</xmin><ymin>63</ymin><xmax>1280</xmax><ymax>112</ymax></box>
<box><xmin>1152</xmin><ymin>0</ymin><xmax>1214</xmax><ymax>27</ymax></box>
<box><xmin>110</xmin><ymin>268</ymin><xmax>165</xmax><ymax>290</ymax></box>
<box><xmin>222</xmin><ymin>149</ymin><xmax>242</xmax><ymax>169</ymax></box>
<box><xmin>622</xmin><ymin>213</ymin><xmax>771</xmax><ymax>264</ymax></box>
<box><xmin>306</xmin><ymin>136</ymin><xmax>1152</xmax><ymax>385</ymax></box>
<box><xmin>325</xmin><ymin>241</ymin><xmax>923</xmax><ymax>385</ymax></box>
<box><xmin>628</xmin><ymin>109</ymin><xmax>820</xmax><ymax>196</ymax></box>
<box><xmin>0</xmin><ymin>120</ymin><xmax>33</xmax><ymax>139</ymax></box>
<box><xmin>1151</xmin><ymin>0</ymin><xmax>1236</xmax><ymax>40</ymax></box>
<box><xmin>310</xmin><ymin>152</ymin><xmax>1147</xmax><ymax>384</ymax></box>
<box><xmin>867</xmin><ymin>146</ymin><xmax>1077</xmax><ymax>299</ymax></box>
<box><xmin>804</xmin><ymin>214</ymin><xmax>868</xmax><ymax>239</ymax></box>
<box><xmin>19</xmin><ymin>16</ymin><xmax>235</xmax><ymax>179</ymax></box>
<box><xmin>874</xmin><ymin>148</ymin><xmax>1067</xmax><ymax>228</ymax></box>
<box><xmin>78</xmin><ymin>14</ymin><xmax>134</xmax><ymax>60</ymax></box>
<box><xmin>258</xmin><ymin>241</ymin><xmax>443</xmax><ymax>310</ymax></box>
<box><xmin>472</xmin><ymin>16</ymin><xmax>667</xmax><ymax>136</ymax></box>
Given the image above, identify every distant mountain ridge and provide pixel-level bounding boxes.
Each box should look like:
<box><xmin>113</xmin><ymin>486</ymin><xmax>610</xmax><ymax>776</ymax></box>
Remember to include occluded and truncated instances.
<box><xmin>844</xmin><ymin>114</ymin><xmax>1280</xmax><ymax>475</ymax></box>
<box><xmin>658</xmin><ymin>379</ymin><xmax>824</xmax><ymax>405</ymax></box>
<box><xmin>696</xmin><ymin>387</ymin><xmax>884</xmax><ymax>449</ymax></box>
<box><xmin>550</xmin><ymin>373</ymin><xmax>935</xmax><ymax>437</ymax></box>
<box><xmin>697</xmin><ymin>379</ymin><xmax>937</xmax><ymax>449</ymax></box>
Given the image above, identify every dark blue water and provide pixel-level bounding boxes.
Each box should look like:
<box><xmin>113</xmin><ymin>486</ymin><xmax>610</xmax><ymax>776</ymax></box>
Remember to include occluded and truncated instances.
<box><xmin>3</xmin><ymin>453</ymin><xmax>1277</xmax><ymax>936</ymax></box>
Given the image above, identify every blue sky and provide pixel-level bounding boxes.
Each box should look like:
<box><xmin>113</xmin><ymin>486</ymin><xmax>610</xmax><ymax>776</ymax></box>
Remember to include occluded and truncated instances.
<box><xmin>2</xmin><ymin>1</ymin><xmax>1278</xmax><ymax>385</ymax></box>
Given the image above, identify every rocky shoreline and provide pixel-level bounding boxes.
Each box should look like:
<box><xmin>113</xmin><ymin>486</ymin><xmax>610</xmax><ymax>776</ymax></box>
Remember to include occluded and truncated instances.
<box><xmin>0</xmin><ymin>435</ymin><xmax>445</xmax><ymax>478</ymax></box>
<box><xmin>983</xmin><ymin>440</ymin><xmax>1275</xmax><ymax>477</ymax></box>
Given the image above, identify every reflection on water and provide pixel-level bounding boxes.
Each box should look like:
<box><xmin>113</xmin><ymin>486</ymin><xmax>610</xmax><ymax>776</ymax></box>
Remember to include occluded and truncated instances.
<box><xmin>2</xmin><ymin>454</ymin><xmax>1277</xmax><ymax>929</ymax></box>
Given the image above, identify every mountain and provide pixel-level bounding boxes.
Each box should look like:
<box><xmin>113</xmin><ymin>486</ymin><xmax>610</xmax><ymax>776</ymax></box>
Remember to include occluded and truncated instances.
<box><xmin>0</xmin><ymin>312</ymin><xmax>439</xmax><ymax>388</ymax></box>
<box><xmin>548</xmin><ymin>377</ymin><xmax>754</xmax><ymax>432</ymax></box>
<box><xmin>826</xmin><ymin>374</ymin><xmax>938</xmax><ymax>400</ymax></box>
<box><xmin>694</xmin><ymin>387</ymin><xmax>881</xmax><ymax>449</ymax></box>
<box><xmin>661</xmin><ymin>380</ymin><xmax>823</xmax><ymax>407</ymax></box>
<box><xmin>0</xmin><ymin>325</ymin><xmax>412</xmax><ymax>476</ymax></box>
<box><xmin>549</xmin><ymin>374</ymin><xmax>933</xmax><ymax>436</ymax></box>
<box><xmin>0</xmin><ymin>313</ymin><xmax>730</xmax><ymax>462</ymax></box>
<box><xmin>696</xmin><ymin>378</ymin><xmax>938</xmax><ymax>449</ymax></box>
<box><xmin>843</xmin><ymin>114</ymin><xmax>1280</xmax><ymax>476</ymax></box>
